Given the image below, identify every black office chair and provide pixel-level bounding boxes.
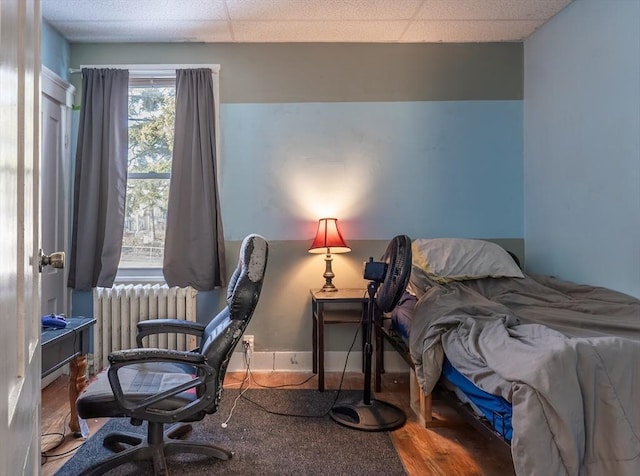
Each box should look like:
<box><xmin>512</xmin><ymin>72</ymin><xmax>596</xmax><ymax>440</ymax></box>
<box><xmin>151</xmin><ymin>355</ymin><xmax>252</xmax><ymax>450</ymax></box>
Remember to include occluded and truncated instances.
<box><xmin>75</xmin><ymin>234</ymin><xmax>268</xmax><ymax>475</ymax></box>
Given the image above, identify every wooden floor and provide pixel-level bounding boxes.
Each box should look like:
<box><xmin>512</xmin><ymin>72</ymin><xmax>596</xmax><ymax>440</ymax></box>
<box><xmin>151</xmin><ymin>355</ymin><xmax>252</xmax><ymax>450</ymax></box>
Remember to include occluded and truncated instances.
<box><xmin>41</xmin><ymin>370</ymin><xmax>515</xmax><ymax>476</ymax></box>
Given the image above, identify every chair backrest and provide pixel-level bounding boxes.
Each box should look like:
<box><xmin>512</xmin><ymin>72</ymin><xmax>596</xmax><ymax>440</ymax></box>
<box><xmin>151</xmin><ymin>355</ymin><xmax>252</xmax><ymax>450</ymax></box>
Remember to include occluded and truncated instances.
<box><xmin>198</xmin><ymin>234</ymin><xmax>268</xmax><ymax>404</ymax></box>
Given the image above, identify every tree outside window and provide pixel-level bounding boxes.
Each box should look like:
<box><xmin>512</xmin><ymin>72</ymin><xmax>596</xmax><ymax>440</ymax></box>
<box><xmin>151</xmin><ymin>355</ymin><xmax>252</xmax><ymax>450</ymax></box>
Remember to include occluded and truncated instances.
<box><xmin>120</xmin><ymin>85</ymin><xmax>175</xmax><ymax>268</ymax></box>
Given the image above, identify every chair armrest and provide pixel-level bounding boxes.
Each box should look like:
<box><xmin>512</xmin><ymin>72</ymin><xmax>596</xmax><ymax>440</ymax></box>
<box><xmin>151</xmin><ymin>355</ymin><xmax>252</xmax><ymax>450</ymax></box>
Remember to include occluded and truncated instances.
<box><xmin>106</xmin><ymin>348</ymin><xmax>211</xmax><ymax>419</ymax></box>
<box><xmin>136</xmin><ymin>319</ymin><xmax>206</xmax><ymax>348</ymax></box>
<box><xmin>108</xmin><ymin>348</ymin><xmax>206</xmax><ymax>365</ymax></box>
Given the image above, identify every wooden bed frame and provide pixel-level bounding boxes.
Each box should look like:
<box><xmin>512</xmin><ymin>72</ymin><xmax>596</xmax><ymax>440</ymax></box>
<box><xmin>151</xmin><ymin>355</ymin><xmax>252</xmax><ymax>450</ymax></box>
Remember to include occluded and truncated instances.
<box><xmin>374</xmin><ymin>311</ymin><xmax>512</xmax><ymax>455</ymax></box>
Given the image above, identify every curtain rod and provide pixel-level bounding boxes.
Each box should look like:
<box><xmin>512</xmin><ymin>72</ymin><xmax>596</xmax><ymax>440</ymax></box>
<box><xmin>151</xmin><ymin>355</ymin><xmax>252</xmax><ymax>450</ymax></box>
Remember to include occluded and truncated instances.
<box><xmin>68</xmin><ymin>64</ymin><xmax>220</xmax><ymax>75</ymax></box>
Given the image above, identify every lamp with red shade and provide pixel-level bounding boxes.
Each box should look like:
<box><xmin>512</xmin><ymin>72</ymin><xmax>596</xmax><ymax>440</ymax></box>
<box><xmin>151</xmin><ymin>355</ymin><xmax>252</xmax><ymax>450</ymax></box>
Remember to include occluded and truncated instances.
<box><xmin>308</xmin><ymin>218</ymin><xmax>351</xmax><ymax>292</ymax></box>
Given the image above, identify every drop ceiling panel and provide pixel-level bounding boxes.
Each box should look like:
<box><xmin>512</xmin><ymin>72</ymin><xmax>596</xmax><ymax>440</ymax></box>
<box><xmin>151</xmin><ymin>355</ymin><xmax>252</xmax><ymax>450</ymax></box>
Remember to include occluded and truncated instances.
<box><xmin>54</xmin><ymin>20</ymin><xmax>233</xmax><ymax>43</ymax></box>
<box><xmin>42</xmin><ymin>0</ymin><xmax>228</xmax><ymax>22</ymax></box>
<box><xmin>225</xmin><ymin>0</ymin><xmax>423</xmax><ymax>20</ymax></box>
<box><xmin>232</xmin><ymin>20</ymin><xmax>409</xmax><ymax>42</ymax></box>
<box><xmin>41</xmin><ymin>0</ymin><xmax>574</xmax><ymax>43</ymax></box>
<box><xmin>402</xmin><ymin>20</ymin><xmax>543</xmax><ymax>43</ymax></box>
<box><xmin>414</xmin><ymin>0</ymin><xmax>573</xmax><ymax>20</ymax></box>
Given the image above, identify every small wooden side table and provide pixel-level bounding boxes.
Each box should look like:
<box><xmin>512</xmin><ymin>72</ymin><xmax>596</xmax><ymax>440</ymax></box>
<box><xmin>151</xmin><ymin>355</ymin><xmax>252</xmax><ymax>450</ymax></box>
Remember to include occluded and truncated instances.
<box><xmin>41</xmin><ymin>316</ymin><xmax>96</xmax><ymax>434</ymax></box>
<box><xmin>310</xmin><ymin>288</ymin><xmax>368</xmax><ymax>391</ymax></box>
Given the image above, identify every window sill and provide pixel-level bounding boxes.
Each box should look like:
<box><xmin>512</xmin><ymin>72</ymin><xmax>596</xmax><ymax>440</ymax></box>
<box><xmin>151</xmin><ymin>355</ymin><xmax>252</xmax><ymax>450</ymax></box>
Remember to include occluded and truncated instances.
<box><xmin>115</xmin><ymin>268</ymin><xmax>166</xmax><ymax>286</ymax></box>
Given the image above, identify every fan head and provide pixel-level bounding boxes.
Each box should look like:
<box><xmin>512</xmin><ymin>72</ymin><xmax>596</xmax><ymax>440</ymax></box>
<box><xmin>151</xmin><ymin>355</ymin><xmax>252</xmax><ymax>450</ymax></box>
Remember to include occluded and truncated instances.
<box><xmin>364</xmin><ymin>235</ymin><xmax>412</xmax><ymax>313</ymax></box>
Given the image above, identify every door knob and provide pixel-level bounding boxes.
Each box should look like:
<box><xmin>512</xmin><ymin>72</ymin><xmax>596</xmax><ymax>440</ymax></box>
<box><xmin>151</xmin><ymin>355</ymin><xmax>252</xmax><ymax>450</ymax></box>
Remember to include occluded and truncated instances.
<box><xmin>39</xmin><ymin>249</ymin><xmax>65</xmax><ymax>272</ymax></box>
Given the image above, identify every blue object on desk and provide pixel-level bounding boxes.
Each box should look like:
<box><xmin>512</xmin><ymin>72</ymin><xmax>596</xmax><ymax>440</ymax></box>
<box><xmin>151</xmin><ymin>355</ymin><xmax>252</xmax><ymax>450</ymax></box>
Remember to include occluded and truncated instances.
<box><xmin>42</xmin><ymin>314</ymin><xmax>67</xmax><ymax>329</ymax></box>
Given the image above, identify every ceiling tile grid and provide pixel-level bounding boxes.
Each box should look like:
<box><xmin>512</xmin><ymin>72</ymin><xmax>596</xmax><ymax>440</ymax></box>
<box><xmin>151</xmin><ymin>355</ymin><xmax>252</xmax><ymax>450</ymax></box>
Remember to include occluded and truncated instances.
<box><xmin>42</xmin><ymin>0</ymin><xmax>574</xmax><ymax>43</ymax></box>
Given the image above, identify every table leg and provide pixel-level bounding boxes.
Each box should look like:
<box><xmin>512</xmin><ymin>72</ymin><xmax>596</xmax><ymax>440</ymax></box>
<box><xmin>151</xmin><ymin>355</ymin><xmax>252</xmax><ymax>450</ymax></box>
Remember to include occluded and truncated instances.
<box><xmin>361</xmin><ymin>302</ymin><xmax>367</xmax><ymax>373</ymax></box>
<box><xmin>68</xmin><ymin>355</ymin><xmax>88</xmax><ymax>434</ymax></box>
<box><xmin>312</xmin><ymin>300</ymin><xmax>318</xmax><ymax>374</ymax></box>
<box><xmin>318</xmin><ymin>303</ymin><xmax>325</xmax><ymax>392</ymax></box>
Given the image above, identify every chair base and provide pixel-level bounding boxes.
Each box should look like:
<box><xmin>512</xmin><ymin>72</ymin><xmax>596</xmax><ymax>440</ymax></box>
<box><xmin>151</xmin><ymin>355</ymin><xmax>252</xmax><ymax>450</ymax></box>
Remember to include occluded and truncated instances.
<box><xmin>80</xmin><ymin>421</ymin><xmax>232</xmax><ymax>476</ymax></box>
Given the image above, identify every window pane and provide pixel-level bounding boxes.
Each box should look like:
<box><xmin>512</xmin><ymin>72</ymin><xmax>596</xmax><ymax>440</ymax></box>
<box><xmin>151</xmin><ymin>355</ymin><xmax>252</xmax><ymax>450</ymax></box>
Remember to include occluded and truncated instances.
<box><xmin>128</xmin><ymin>86</ymin><xmax>174</xmax><ymax>173</ymax></box>
<box><xmin>120</xmin><ymin>85</ymin><xmax>175</xmax><ymax>269</ymax></box>
<box><xmin>121</xmin><ymin>178</ymin><xmax>170</xmax><ymax>268</ymax></box>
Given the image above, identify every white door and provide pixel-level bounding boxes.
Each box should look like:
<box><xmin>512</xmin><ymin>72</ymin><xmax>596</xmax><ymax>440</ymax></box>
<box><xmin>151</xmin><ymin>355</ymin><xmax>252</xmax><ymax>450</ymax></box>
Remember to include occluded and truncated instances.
<box><xmin>41</xmin><ymin>69</ymin><xmax>73</xmax><ymax>316</ymax></box>
<box><xmin>0</xmin><ymin>0</ymin><xmax>42</xmax><ymax>474</ymax></box>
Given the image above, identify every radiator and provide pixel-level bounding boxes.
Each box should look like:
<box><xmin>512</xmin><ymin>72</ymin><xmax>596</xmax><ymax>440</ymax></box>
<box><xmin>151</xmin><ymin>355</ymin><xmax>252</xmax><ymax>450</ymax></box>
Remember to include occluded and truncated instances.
<box><xmin>91</xmin><ymin>284</ymin><xmax>198</xmax><ymax>374</ymax></box>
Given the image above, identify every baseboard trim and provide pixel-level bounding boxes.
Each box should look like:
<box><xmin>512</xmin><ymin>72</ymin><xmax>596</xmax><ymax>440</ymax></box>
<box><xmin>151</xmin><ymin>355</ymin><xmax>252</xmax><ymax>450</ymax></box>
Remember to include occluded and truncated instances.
<box><xmin>227</xmin><ymin>350</ymin><xmax>411</xmax><ymax>373</ymax></box>
<box><xmin>42</xmin><ymin>366</ymin><xmax>68</xmax><ymax>389</ymax></box>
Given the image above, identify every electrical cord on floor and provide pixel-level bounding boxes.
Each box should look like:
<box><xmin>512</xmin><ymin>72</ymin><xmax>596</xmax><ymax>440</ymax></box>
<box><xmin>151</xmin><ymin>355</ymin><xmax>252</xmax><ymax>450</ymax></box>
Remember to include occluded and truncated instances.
<box><xmin>239</xmin><ymin>319</ymin><xmax>362</xmax><ymax>419</ymax></box>
<box><xmin>219</xmin><ymin>341</ymin><xmax>254</xmax><ymax>428</ymax></box>
<box><xmin>247</xmin><ymin>367</ymin><xmax>316</xmax><ymax>389</ymax></box>
<box><xmin>41</xmin><ymin>411</ymin><xmax>86</xmax><ymax>465</ymax></box>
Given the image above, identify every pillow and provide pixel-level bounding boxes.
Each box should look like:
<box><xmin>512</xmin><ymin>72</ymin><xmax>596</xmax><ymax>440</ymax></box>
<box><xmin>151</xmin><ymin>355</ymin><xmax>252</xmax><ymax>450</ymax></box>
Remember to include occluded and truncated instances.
<box><xmin>412</xmin><ymin>238</ymin><xmax>524</xmax><ymax>284</ymax></box>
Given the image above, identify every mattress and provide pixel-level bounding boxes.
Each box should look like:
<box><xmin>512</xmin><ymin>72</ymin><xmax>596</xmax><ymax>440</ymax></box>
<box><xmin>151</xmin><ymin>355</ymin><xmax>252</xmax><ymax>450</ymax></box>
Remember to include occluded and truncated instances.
<box><xmin>441</xmin><ymin>357</ymin><xmax>512</xmax><ymax>441</ymax></box>
<box><xmin>408</xmin><ymin>272</ymin><xmax>640</xmax><ymax>476</ymax></box>
<box><xmin>391</xmin><ymin>291</ymin><xmax>513</xmax><ymax>440</ymax></box>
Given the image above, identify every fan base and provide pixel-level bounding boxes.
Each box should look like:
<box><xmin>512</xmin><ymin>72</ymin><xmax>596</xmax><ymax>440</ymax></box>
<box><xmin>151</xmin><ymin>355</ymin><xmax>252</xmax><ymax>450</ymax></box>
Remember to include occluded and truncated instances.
<box><xmin>329</xmin><ymin>398</ymin><xmax>406</xmax><ymax>432</ymax></box>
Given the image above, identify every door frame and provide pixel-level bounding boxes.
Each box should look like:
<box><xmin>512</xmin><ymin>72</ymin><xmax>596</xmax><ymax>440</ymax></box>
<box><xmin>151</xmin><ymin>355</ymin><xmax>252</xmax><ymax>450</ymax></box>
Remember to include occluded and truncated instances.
<box><xmin>41</xmin><ymin>66</ymin><xmax>75</xmax><ymax>317</ymax></box>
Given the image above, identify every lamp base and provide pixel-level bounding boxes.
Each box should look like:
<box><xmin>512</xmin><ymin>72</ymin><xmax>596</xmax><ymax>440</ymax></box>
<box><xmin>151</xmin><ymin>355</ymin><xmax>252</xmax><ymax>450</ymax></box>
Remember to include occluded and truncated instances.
<box><xmin>320</xmin><ymin>253</ymin><xmax>338</xmax><ymax>291</ymax></box>
<box><xmin>320</xmin><ymin>283</ymin><xmax>338</xmax><ymax>292</ymax></box>
<box><xmin>329</xmin><ymin>398</ymin><xmax>406</xmax><ymax>432</ymax></box>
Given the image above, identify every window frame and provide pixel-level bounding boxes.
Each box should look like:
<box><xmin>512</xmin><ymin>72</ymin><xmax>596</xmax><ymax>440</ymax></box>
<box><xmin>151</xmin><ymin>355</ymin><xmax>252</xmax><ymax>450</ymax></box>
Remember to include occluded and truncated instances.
<box><xmin>77</xmin><ymin>63</ymin><xmax>221</xmax><ymax>284</ymax></box>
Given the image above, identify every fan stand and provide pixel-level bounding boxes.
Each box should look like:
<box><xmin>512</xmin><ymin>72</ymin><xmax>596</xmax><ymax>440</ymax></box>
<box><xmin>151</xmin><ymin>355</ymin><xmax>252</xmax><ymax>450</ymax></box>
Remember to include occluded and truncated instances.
<box><xmin>329</xmin><ymin>281</ymin><xmax>406</xmax><ymax>431</ymax></box>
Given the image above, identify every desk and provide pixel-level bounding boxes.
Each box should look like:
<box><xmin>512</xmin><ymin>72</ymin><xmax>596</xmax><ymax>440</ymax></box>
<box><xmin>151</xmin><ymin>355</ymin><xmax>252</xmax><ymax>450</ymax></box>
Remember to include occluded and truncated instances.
<box><xmin>42</xmin><ymin>316</ymin><xmax>96</xmax><ymax>434</ymax></box>
<box><xmin>310</xmin><ymin>288</ymin><xmax>367</xmax><ymax>392</ymax></box>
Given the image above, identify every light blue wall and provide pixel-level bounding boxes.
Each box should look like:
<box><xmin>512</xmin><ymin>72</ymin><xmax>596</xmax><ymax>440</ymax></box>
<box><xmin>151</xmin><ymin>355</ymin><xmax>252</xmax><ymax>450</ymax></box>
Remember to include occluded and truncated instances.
<box><xmin>68</xmin><ymin>42</ymin><xmax>524</xmax><ymax>245</ymax></box>
<box><xmin>221</xmin><ymin>100</ymin><xmax>523</xmax><ymax>241</ymax></box>
<box><xmin>42</xmin><ymin>20</ymin><xmax>70</xmax><ymax>80</ymax></box>
<box><xmin>524</xmin><ymin>0</ymin><xmax>640</xmax><ymax>298</ymax></box>
<box><xmin>68</xmin><ymin>42</ymin><xmax>525</xmax><ymax>349</ymax></box>
<box><xmin>72</xmin><ymin>99</ymin><xmax>523</xmax><ymax>323</ymax></box>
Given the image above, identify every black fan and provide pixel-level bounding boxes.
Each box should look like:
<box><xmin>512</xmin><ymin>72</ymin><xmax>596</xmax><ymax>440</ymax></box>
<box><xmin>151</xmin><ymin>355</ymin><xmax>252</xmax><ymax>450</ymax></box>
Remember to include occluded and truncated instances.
<box><xmin>330</xmin><ymin>235</ymin><xmax>412</xmax><ymax>431</ymax></box>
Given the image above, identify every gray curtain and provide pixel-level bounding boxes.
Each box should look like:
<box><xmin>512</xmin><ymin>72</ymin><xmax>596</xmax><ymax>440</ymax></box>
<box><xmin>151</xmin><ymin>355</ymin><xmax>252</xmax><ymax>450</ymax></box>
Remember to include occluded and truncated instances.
<box><xmin>163</xmin><ymin>68</ymin><xmax>226</xmax><ymax>291</ymax></box>
<box><xmin>68</xmin><ymin>68</ymin><xmax>129</xmax><ymax>291</ymax></box>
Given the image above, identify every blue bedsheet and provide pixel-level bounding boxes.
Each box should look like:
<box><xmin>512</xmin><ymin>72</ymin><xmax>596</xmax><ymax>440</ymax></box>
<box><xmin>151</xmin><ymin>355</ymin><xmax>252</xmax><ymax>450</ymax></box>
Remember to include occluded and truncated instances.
<box><xmin>442</xmin><ymin>357</ymin><xmax>512</xmax><ymax>441</ymax></box>
<box><xmin>391</xmin><ymin>292</ymin><xmax>513</xmax><ymax>441</ymax></box>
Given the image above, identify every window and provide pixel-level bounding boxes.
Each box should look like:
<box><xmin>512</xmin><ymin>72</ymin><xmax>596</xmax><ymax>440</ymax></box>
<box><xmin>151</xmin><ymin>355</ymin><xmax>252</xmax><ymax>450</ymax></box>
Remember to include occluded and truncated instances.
<box><xmin>114</xmin><ymin>65</ymin><xmax>220</xmax><ymax>282</ymax></box>
<box><xmin>119</xmin><ymin>80</ymin><xmax>175</xmax><ymax>269</ymax></box>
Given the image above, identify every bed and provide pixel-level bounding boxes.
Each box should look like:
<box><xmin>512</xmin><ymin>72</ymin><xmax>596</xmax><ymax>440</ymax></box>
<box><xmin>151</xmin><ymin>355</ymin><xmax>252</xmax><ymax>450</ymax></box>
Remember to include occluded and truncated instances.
<box><xmin>374</xmin><ymin>238</ymin><xmax>640</xmax><ymax>476</ymax></box>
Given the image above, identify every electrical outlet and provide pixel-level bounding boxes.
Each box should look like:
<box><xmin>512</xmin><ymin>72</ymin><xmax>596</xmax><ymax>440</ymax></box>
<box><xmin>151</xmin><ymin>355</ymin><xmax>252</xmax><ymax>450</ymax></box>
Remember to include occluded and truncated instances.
<box><xmin>242</xmin><ymin>335</ymin><xmax>254</xmax><ymax>354</ymax></box>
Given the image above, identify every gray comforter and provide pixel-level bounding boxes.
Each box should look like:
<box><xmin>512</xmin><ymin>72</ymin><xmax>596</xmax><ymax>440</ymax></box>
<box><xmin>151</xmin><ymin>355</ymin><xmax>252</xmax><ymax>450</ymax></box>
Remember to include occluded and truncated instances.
<box><xmin>408</xmin><ymin>272</ymin><xmax>640</xmax><ymax>476</ymax></box>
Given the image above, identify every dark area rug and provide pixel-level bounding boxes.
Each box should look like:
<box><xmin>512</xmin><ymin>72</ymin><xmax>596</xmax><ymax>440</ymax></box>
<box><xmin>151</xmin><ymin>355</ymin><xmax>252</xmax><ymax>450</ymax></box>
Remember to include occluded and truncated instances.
<box><xmin>56</xmin><ymin>388</ymin><xmax>407</xmax><ymax>475</ymax></box>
